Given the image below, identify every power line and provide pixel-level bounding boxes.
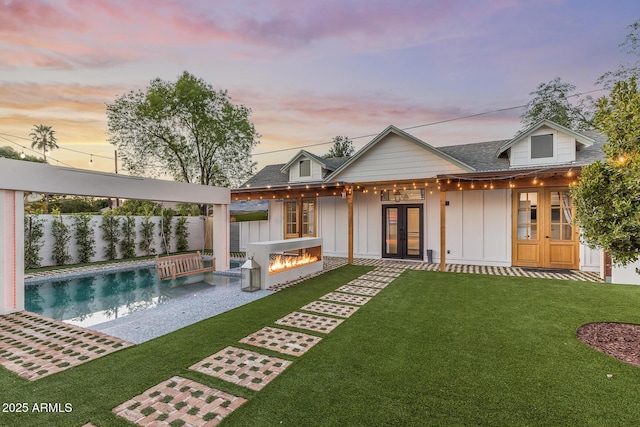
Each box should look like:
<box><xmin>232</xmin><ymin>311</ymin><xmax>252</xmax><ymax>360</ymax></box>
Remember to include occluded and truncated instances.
<box><xmin>250</xmin><ymin>88</ymin><xmax>606</xmax><ymax>157</ymax></box>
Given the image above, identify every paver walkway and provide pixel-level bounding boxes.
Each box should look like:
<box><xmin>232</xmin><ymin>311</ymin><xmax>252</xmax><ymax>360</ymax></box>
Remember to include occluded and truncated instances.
<box><xmin>0</xmin><ymin>311</ymin><xmax>133</xmax><ymax>381</ymax></box>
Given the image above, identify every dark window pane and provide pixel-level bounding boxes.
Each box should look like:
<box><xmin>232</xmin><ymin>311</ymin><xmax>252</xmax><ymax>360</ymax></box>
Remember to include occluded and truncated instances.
<box><xmin>531</xmin><ymin>134</ymin><xmax>553</xmax><ymax>158</ymax></box>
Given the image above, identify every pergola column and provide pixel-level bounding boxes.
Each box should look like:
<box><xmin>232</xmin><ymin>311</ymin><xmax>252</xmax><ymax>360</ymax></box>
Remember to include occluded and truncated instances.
<box><xmin>213</xmin><ymin>203</ymin><xmax>229</xmax><ymax>271</ymax></box>
<box><xmin>0</xmin><ymin>190</ymin><xmax>24</xmax><ymax>314</ymax></box>
<box><xmin>347</xmin><ymin>186</ymin><xmax>354</xmax><ymax>264</ymax></box>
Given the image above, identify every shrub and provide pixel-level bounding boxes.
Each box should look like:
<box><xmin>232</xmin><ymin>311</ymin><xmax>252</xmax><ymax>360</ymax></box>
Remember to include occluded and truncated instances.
<box><xmin>51</xmin><ymin>211</ymin><xmax>72</xmax><ymax>266</ymax></box>
<box><xmin>73</xmin><ymin>214</ymin><xmax>96</xmax><ymax>263</ymax></box>
<box><xmin>24</xmin><ymin>215</ymin><xmax>44</xmax><ymax>269</ymax></box>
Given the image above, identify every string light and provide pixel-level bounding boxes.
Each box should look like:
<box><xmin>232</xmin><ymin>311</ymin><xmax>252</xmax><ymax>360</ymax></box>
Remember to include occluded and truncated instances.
<box><xmin>89</xmin><ymin>155</ymin><xmax>93</xmax><ymax>165</ymax></box>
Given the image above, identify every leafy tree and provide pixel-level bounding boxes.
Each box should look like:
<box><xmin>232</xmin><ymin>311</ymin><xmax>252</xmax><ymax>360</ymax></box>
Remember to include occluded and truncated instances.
<box><xmin>597</xmin><ymin>19</ymin><xmax>640</xmax><ymax>88</ymax></box>
<box><xmin>29</xmin><ymin>124</ymin><xmax>58</xmax><ymax>163</ymax></box>
<box><xmin>572</xmin><ymin>77</ymin><xmax>640</xmax><ymax>267</ymax></box>
<box><xmin>50</xmin><ymin>210</ymin><xmax>72</xmax><ymax>266</ymax></box>
<box><xmin>0</xmin><ymin>146</ymin><xmax>45</xmax><ymax>163</ymax></box>
<box><xmin>112</xmin><ymin>199</ymin><xmax>161</xmax><ymax>216</ymax></box>
<box><xmin>324</xmin><ymin>136</ymin><xmax>355</xmax><ymax>158</ymax></box>
<box><xmin>24</xmin><ymin>215</ymin><xmax>44</xmax><ymax>269</ymax></box>
<box><xmin>106</xmin><ymin>71</ymin><xmax>259</xmax><ymax>188</ymax></box>
<box><xmin>520</xmin><ymin>77</ymin><xmax>593</xmax><ymax>131</ymax></box>
<box><xmin>73</xmin><ymin>214</ymin><xmax>96</xmax><ymax>263</ymax></box>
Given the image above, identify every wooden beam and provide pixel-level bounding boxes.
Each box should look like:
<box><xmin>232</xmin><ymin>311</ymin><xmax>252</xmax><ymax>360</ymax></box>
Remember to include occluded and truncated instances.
<box><xmin>348</xmin><ymin>187</ymin><xmax>354</xmax><ymax>264</ymax></box>
<box><xmin>440</xmin><ymin>190</ymin><xmax>446</xmax><ymax>272</ymax></box>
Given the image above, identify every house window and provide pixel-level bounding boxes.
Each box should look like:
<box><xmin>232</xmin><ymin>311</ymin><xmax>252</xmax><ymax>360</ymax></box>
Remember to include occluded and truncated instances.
<box><xmin>531</xmin><ymin>134</ymin><xmax>554</xmax><ymax>159</ymax></box>
<box><xmin>284</xmin><ymin>198</ymin><xmax>316</xmax><ymax>238</ymax></box>
<box><xmin>517</xmin><ymin>192</ymin><xmax>538</xmax><ymax>240</ymax></box>
<box><xmin>299</xmin><ymin>159</ymin><xmax>311</xmax><ymax>177</ymax></box>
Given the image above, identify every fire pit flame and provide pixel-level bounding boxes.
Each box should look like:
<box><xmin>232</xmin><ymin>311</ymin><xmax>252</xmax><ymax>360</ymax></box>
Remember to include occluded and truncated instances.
<box><xmin>269</xmin><ymin>253</ymin><xmax>319</xmax><ymax>273</ymax></box>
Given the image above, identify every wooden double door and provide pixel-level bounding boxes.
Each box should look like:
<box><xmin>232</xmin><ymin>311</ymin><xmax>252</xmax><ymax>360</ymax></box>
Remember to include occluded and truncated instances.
<box><xmin>512</xmin><ymin>188</ymin><xmax>579</xmax><ymax>269</ymax></box>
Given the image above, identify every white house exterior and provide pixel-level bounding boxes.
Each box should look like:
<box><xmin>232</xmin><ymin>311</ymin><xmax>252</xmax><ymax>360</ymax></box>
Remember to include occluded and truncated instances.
<box><xmin>233</xmin><ymin>121</ymin><xmax>632</xmax><ymax>283</ymax></box>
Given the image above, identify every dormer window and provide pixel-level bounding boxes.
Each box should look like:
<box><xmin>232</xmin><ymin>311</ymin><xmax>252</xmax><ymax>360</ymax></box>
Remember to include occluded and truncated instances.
<box><xmin>299</xmin><ymin>159</ymin><xmax>311</xmax><ymax>177</ymax></box>
<box><xmin>531</xmin><ymin>134</ymin><xmax>553</xmax><ymax>159</ymax></box>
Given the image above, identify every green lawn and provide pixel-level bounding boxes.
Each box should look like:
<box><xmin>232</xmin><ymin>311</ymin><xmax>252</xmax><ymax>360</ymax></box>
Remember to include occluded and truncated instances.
<box><xmin>2</xmin><ymin>267</ymin><xmax>640</xmax><ymax>426</ymax></box>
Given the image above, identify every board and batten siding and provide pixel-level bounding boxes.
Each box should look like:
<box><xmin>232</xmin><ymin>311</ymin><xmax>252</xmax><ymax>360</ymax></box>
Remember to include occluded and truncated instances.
<box><xmin>328</xmin><ymin>134</ymin><xmax>467</xmax><ymax>182</ymax></box>
<box><xmin>442</xmin><ymin>189</ymin><xmax>512</xmax><ymax>266</ymax></box>
<box><xmin>509</xmin><ymin>126</ymin><xmax>577</xmax><ymax>167</ymax></box>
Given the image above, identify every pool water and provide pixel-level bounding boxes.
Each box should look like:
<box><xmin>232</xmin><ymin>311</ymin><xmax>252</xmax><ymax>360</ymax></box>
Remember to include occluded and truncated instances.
<box><xmin>25</xmin><ymin>266</ymin><xmax>241</xmax><ymax>328</ymax></box>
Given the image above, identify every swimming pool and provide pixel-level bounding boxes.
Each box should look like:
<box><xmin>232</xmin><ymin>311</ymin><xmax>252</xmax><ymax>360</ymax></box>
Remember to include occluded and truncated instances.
<box><xmin>25</xmin><ymin>263</ymin><xmax>243</xmax><ymax>328</ymax></box>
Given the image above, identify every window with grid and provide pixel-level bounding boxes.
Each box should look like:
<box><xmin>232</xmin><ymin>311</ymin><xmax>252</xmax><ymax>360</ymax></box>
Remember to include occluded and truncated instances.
<box><xmin>284</xmin><ymin>198</ymin><xmax>316</xmax><ymax>238</ymax></box>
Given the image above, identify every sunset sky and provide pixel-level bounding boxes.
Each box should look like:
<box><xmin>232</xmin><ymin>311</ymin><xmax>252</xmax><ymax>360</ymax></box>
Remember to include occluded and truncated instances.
<box><xmin>1</xmin><ymin>0</ymin><xmax>638</xmax><ymax>175</ymax></box>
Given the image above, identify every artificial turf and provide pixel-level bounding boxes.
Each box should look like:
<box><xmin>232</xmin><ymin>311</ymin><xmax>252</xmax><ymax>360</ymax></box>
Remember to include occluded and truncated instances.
<box><xmin>2</xmin><ymin>266</ymin><xmax>640</xmax><ymax>426</ymax></box>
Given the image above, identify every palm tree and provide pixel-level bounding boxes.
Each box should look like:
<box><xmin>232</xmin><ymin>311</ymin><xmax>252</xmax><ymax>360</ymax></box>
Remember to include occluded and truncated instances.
<box><xmin>29</xmin><ymin>124</ymin><xmax>58</xmax><ymax>163</ymax></box>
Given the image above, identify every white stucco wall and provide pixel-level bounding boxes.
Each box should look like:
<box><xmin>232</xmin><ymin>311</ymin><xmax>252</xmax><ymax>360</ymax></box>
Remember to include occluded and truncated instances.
<box><xmin>29</xmin><ymin>215</ymin><xmax>208</xmax><ymax>267</ymax></box>
<box><xmin>612</xmin><ymin>260</ymin><xmax>640</xmax><ymax>285</ymax></box>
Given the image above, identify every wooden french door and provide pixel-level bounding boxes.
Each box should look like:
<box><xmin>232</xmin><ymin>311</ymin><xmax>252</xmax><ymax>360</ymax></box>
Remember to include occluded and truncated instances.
<box><xmin>382</xmin><ymin>205</ymin><xmax>423</xmax><ymax>260</ymax></box>
<box><xmin>512</xmin><ymin>188</ymin><xmax>579</xmax><ymax>269</ymax></box>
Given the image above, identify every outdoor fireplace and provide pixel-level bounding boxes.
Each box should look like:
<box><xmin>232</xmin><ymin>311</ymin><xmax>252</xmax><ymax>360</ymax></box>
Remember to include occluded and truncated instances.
<box><xmin>268</xmin><ymin>245</ymin><xmax>322</xmax><ymax>274</ymax></box>
<box><xmin>246</xmin><ymin>238</ymin><xmax>323</xmax><ymax>289</ymax></box>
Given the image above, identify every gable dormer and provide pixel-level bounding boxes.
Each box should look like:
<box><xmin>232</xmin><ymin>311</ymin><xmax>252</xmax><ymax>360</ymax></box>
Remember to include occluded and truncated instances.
<box><xmin>281</xmin><ymin>150</ymin><xmax>329</xmax><ymax>183</ymax></box>
<box><xmin>496</xmin><ymin>120</ymin><xmax>594</xmax><ymax>167</ymax></box>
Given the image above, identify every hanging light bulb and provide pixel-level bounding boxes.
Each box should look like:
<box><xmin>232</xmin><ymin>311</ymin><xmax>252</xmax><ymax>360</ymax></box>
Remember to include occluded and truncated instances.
<box><xmin>532</xmin><ymin>176</ymin><xmax>538</xmax><ymax>185</ymax></box>
<box><xmin>89</xmin><ymin>154</ymin><xmax>93</xmax><ymax>165</ymax></box>
<box><xmin>470</xmin><ymin>181</ymin><xmax>475</xmax><ymax>189</ymax></box>
<box><xmin>20</xmin><ymin>151</ymin><xmax>26</xmax><ymax>159</ymax></box>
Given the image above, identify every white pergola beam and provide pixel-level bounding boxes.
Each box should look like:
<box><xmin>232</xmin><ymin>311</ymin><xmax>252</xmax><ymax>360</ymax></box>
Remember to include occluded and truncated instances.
<box><xmin>0</xmin><ymin>158</ymin><xmax>230</xmax><ymax>315</ymax></box>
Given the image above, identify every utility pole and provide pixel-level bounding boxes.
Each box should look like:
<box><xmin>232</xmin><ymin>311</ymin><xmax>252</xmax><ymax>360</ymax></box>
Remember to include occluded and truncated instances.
<box><xmin>114</xmin><ymin>149</ymin><xmax>120</xmax><ymax>208</ymax></box>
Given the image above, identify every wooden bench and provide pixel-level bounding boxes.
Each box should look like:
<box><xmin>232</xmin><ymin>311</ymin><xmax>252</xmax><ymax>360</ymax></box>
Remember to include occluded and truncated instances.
<box><xmin>155</xmin><ymin>251</ymin><xmax>216</xmax><ymax>280</ymax></box>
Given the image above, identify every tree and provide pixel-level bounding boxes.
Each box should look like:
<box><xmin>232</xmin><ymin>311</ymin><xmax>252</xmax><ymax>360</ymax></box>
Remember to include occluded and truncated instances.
<box><xmin>106</xmin><ymin>71</ymin><xmax>259</xmax><ymax>188</ymax></box>
<box><xmin>597</xmin><ymin>19</ymin><xmax>640</xmax><ymax>88</ymax></box>
<box><xmin>0</xmin><ymin>146</ymin><xmax>45</xmax><ymax>163</ymax></box>
<box><xmin>324</xmin><ymin>136</ymin><xmax>355</xmax><ymax>158</ymax></box>
<box><xmin>572</xmin><ymin>77</ymin><xmax>640</xmax><ymax>267</ymax></box>
<box><xmin>519</xmin><ymin>77</ymin><xmax>593</xmax><ymax>132</ymax></box>
<box><xmin>29</xmin><ymin>124</ymin><xmax>58</xmax><ymax>163</ymax></box>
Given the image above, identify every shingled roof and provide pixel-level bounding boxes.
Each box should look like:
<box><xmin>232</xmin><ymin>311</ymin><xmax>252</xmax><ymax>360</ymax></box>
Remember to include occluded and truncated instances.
<box><xmin>238</xmin><ymin>126</ymin><xmax>606</xmax><ymax>189</ymax></box>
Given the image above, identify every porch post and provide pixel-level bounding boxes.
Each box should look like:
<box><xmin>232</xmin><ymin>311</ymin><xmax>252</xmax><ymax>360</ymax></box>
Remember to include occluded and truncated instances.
<box><xmin>347</xmin><ymin>186</ymin><xmax>354</xmax><ymax>264</ymax></box>
<box><xmin>0</xmin><ymin>190</ymin><xmax>24</xmax><ymax>314</ymax></box>
<box><xmin>297</xmin><ymin>196</ymin><xmax>303</xmax><ymax>238</ymax></box>
<box><xmin>440</xmin><ymin>190</ymin><xmax>446</xmax><ymax>272</ymax></box>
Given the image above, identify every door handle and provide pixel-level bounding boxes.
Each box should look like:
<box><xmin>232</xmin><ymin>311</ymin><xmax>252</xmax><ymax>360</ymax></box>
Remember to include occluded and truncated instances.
<box><xmin>545</xmin><ymin>236</ymin><xmax>550</xmax><ymax>239</ymax></box>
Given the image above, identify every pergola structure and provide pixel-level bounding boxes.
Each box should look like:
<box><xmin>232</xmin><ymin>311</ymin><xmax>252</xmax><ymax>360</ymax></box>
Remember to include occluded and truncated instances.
<box><xmin>0</xmin><ymin>158</ymin><xmax>230</xmax><ymax>315</ymax></box>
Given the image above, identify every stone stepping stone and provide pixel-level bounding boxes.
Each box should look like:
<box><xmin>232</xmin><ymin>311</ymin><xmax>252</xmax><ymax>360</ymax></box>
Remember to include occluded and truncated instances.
<box><xmin>275</xmin><ymin>312</ymin><xmax>344</xmax><ymax>334</ymax></box>
<box><xmin>347</xmin><ymin>279</ymin><xmax>389</xmax><ymax>289</ymax></box>
<box><xmin>190</xmin><ymin>346</ymin><xmax>291</xmax><ymax>391</ymax></box>
<box><xmin>300</xmin><ymin>301</ymin><xmax>360</xmax><ymax>318</ymax></box>
<box><xmin>372</xmin><ymin>267</ymin><xmax>406</xmax><ymax>275</ymax></box>
<box><xmin>319</xmin><ymin>292</ymin><xmax>372</xmax><ymax>306</ymax></box>
<box><xmin>113</xmin><ymin>375</ymin><xmax>246</xmax><ymax>426</ymax></box>
<box><xmin>368</xmin><ymin>269</ymin><xmax>404</xmax><ymax>278</ymax></box>
<box><xmin>358</xmin><ymin>274</ymin><xmax>395</xmax><ymax>283</ymax></box>
<box><xmin>335</xmin><ymin>285</ymin><xmax>381</xmax><ymax>296</ymax></box>
<box><xmin>239</xmin><ymin>326</ymin><xmax>322</xmax><ymax>357</ymax></box>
